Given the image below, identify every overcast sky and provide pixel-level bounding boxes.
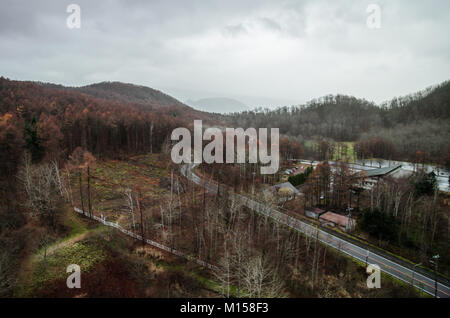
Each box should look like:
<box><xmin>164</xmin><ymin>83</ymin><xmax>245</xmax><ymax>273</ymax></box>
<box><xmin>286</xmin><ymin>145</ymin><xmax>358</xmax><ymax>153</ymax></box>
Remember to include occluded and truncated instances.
<box><xmin>0</xmin><ymin>0</ymin><xmax>449</xmax><ymax>108</ymax></box>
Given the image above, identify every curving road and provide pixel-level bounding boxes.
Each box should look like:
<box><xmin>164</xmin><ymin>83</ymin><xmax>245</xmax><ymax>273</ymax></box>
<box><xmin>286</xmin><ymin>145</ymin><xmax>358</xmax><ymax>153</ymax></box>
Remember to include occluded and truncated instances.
<box><xmin>181</xmin><ymin>163</ymin><xmax>450</xmax><ymax>298</ymax></box>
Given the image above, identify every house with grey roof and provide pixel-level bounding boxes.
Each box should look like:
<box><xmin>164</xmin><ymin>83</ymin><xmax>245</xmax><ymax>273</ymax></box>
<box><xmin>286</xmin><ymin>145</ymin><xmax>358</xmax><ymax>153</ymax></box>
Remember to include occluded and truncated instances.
<box><xmin>359</xmin><ymin>165</ymin><xmax>403</xmax><ymax>189</ymax></box>
<box><xmin>265</xmin><ymin>182</ymin><xmax>301</xmax><ymax>202</ymax></box>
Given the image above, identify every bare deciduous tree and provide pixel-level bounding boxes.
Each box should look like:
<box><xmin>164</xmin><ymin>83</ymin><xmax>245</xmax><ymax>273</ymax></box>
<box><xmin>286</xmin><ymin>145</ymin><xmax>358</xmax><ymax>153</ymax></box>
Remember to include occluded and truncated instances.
<box><xmin>18</xmin><ymin>153</ymin><xmax>64</xmax><ymax>229</ymax></box>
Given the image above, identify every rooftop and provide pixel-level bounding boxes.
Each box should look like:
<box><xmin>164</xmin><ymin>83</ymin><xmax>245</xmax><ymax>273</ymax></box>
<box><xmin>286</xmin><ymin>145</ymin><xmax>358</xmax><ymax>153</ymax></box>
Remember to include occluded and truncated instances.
<box><xmin>364</xmin><ymin>165</ymin><xmax>402</xmax><ymax>178</ymax></box>
<box><xmin>320</xmin><ymin>211</ymin><xmax>353</xmax><ymax>227</ymax></box>
<box><xmin>271</xmin><ymin>182</ymin><xmax>300</xmax><ymax>194</ymax></box>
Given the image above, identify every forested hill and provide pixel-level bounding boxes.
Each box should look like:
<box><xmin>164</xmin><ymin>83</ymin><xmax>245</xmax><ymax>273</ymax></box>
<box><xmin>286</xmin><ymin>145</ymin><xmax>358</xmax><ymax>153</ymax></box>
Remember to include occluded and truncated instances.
<box><xmin>227</xmin><ymin>95</ymin><xmax>383</xmax><ymax>141</ymax></box>
<box><xmin>381</xmin><ymin>80</ymin><xmax>450</xmax><ymax>124</ymax></box>
<box><xmin>227</xmin><ymin>81</ymin><xmax>450</xmax><ymax>140</ymax></box>
<box><xmin>75</xmin><ymin>82</ymin><xmax>187</xmax><ymax>109</ymax></box>
<box><xmin>225</xmin><ymin>81</ymin><xmax>450</xmax><ymax>163</ymax></box>
<box><xmin>39</xmin><ymin>80</ymin><xmax>207</xmax><ymax>113</ymax></box>
<box><xmin>2</xmin><ymin>78</ymin><xmax>215</xmax><ymax>122</ymax></box>
<box><xmin>0</xmin><ymin>77</ymin><xmax>216</xmax><ymax>177</ymax></box>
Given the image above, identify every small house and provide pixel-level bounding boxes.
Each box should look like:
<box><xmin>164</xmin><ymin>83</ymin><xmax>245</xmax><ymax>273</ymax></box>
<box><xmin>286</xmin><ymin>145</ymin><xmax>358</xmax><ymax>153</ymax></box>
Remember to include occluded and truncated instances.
<box><xmin>265</xmin><ymin>182</ymin><xmax>301</xmax><ymax>201</ymax></box>
<box><xmin>319</xmin><ymin>211</ymin><xmax>356</xmax><ymax>232</ymax></box>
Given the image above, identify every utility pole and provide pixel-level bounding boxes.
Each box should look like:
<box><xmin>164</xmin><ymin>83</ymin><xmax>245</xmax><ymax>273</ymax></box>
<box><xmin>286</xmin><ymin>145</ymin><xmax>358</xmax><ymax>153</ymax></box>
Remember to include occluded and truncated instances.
<box><xmin>87</xmin><ymin>165</ymin><xmax>91</xmax><ymax>217</ymax></box>
<box><xmin>348</xmin><ymin>188</ymin><xmax>352</xmax><ymax>210</ymax></box>
<box><xmin>217</xmin><ymin>170</ymin><xmax>222</xmax><ymax>198</ymax></box>
<box><xmin>431</xmin><ymin>254</ymin><xmax>440</xmax><ymax>298</ymax></box>
<box><xmin>138</xmin><ymin>191</ymin><xmax>145</xmax><ymax>248</ymax></box>
<box><xmin>346</xmin><ymin>206</ymin><xmax>353</xmax><ymax>232</ymax></box>
<box><xmin>252</xmin><ymin>171</ymin><xmax>256</xmax><ymax>197</ymax></box>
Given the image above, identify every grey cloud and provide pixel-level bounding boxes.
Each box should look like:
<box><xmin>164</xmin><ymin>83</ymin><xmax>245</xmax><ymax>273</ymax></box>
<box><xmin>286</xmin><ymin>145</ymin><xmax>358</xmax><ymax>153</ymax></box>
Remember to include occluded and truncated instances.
<box><xmin>258</xmin><ymin>17</ymin><xmax>282</xmax><ymax>31</ymax></box>
<box><xmin>223</xmin><ymin>24</ymin><xmax>248</xmax><ymax>37</ymax></box>
<box><xmin>0</xmin><ymin>0</ymin><xmax>448</xmax><ymax>106</ymax></box>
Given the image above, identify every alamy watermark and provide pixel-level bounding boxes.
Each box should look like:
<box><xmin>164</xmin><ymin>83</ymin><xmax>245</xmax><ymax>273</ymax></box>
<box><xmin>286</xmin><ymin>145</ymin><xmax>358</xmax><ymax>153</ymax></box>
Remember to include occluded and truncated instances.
<box><xmin>366</xmin><ymin>264</ymin><xmax>381</xmax><ymax>288</ymax></box>
<box><xmin>366</xmin><ymin>4</ymin><xmax>381</xmax><ymax>29</ymax></box>
<box><xmin>66</xmin><ymin>264</ymin><xmax>81</xmax><ymax>289</ymax></box>
<box><xmin>171</xmin><ymin>120</ymin><xmax>279</xmax><ymax>174</ymax></box>
<box><xmin>66</xmin><ymin>4</ymin><xmax>81</xmax><ymax>29</ymax></box>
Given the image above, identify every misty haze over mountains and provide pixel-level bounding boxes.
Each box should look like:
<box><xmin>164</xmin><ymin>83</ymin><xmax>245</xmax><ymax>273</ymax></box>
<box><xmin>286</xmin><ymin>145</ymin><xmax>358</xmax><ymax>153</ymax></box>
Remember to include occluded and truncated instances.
<box><xmin>2</xmin><ymin>1</ymin><xmax>449</xmax><ymax>105</ymax></box>
<box><xmin>186</xmin><ymin>97</ymin><xmax>248</xmax><ymax>113</ymax></box>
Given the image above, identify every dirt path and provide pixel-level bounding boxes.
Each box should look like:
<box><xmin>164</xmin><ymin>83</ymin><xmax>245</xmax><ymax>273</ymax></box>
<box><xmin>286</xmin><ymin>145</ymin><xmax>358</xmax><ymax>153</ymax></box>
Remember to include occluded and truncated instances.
<box><xmin>14</xmin><ymin>230</ymin><xmax>90</xmax><ymax>297</ymax></box>
<box><xmin>37</xmin><ymin>231</ymin><xmax>90</xmax><ymax>259</ymax></box>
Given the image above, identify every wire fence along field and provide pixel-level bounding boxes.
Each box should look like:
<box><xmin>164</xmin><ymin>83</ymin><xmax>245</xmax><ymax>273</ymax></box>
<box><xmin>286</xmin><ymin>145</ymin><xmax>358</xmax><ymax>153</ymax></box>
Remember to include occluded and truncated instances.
<box><xmin>72</xmin><ymin>207</ymin><xmax>217</xmax><ymax>271</ymax></box>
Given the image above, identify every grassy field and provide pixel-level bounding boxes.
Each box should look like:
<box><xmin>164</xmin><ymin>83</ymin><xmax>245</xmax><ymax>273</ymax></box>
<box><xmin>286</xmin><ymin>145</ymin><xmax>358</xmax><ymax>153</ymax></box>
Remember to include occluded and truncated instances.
<box><xmin>91</xmin><ymin>153</ymin><xmax>170</xmax><ymax>201</ymax></box>
<box><xmin>68</xmin><ymin>153</ymin><xmax>174</xmax><ymax>227</ymax></box>
<box><xmin>14</xmin><ymin>209</ymin><xmax>105</xmax><ymax>297</ymax></box>
<box><xmin>15</xmin><ymin>204</ymin><xmax>220</xmax><ymax>298</ymax></box>
<box><xmin>303</xmin><ymin>139</ymin><xmax>356</xmax><ymax>162</ymax></box>
<box><xmin>13</xmin><ymin>153</ymin><xmax>222</xmax><ymax>298</ymax></box>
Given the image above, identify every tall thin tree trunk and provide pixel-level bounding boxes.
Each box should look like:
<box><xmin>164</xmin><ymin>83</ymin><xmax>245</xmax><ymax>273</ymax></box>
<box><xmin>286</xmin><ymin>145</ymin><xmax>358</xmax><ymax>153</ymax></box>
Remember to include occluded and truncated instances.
<box><xmin>87</xmin><ymin>165</ymin><xmax>92</xmax><ymax>217</ymax></box>
<box><xmin>149</xmin><ymin>123</ymin><xmax>153</xmax><ymax>154</ymax></box>
<box><xmin>79</xmin><ymin>171</ymin><xmax>85</xmax><ymax>215</ymax></box>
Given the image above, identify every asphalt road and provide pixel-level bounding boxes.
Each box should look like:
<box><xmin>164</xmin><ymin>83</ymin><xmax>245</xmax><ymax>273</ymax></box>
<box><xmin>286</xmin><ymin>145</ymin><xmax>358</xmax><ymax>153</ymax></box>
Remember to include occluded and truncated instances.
<box><xmin>181</xmin><ymin>163</ymin><xmax>450</xmax><ymax>298</ymax></box>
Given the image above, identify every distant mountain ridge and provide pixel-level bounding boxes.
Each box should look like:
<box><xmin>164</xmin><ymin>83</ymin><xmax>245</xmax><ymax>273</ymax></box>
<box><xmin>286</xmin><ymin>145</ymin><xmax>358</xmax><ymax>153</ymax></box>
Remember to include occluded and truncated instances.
<box><xmin>186</xmin><ymin>97</ymin><xmax>248</xmax><ymax>113</ymax></box>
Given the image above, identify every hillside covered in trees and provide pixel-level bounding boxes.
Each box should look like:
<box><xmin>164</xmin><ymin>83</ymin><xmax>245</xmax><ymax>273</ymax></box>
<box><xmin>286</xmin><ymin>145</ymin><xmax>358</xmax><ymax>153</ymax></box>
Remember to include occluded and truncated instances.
<box><xmin>0</xmin><ymin>77</ymin><xmax>215</xmax><ymax>170</ymax></box>
<box><xmin>226</xmin><ymin>81</ymin><xmax>450</xmax><ymax>165</ymax></box>
<box><xmin>0</xmin><ymin>76</ymin><xmax>444</xmax><ymax>298</ymax></box>
<box><xmin>0</xmin><ymin>77</ymin><xmax>220</xmax><ymax>297</ymax></box>
<box><xmin>42</xmin><ymin>81</ymin><xmax>191</xmax><ymax>110</ymax></box>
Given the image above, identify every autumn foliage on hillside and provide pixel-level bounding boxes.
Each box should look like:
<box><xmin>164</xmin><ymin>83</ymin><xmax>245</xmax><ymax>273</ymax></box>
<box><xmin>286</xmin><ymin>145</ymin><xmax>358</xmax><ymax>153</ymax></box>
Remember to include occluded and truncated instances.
<box><xmin>0</xmin><ymin>77</ymin><xmax>215</xmax><ymax>297</ymax></box>
<box><xmin>0</xmin><ymin>77</ymin><xmax>207</xmax><ymax>175</ymax></box>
